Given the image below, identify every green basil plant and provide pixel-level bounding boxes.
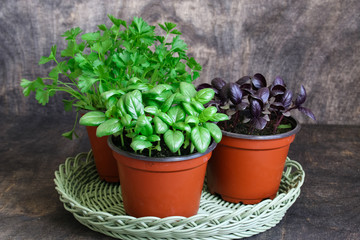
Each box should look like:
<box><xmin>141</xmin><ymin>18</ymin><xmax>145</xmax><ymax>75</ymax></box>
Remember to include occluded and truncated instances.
<box><xmin>79</xmin><ymin>81</ymin><xmax>229</xmax><ymax>156</ymax></box>
<box><xmin>20</xmin><ymin>15</ymin><xmax>202</xmax><ymax>139</ymax></box>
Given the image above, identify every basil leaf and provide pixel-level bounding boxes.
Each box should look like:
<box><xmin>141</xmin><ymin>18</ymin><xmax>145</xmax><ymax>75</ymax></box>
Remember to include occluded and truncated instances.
<box><xmin>173</xmin><ymin>92</ymin><xmax>190</xmax><ymax>103</ymax></box>
<box><xmin>105</xmin><ymin>96</ymin><xmax>117</xmax><ymax>109</ymax></box>
<box><xmin>124</xmin><ymin>91</ymin><xmax>144</xmax><ymax>119</ymax></box>
<box><xmin>144</xmin><ymin>99</ymin><xmax>161</xmax><ymax>108</ymax></box>
<box><xmin>131</xmin><ymin>139</ymin><xmax>152</xmax><ymax>151</ymax></box>
<box><xmin>105</xmin><ymin>105</ymin><xmax>116</xmax><ymax>118</ymax></box>
<box><xmin>126</xmin><ymin>83</ymin><xmax>150</xmax><ymax>92</ymax></box>
<box><xmin>185</xmin><ymin>116</ymin><xmax>199</xmax><ymax>126</ymax></box>
<box><xmin>132</xmin><ymin>89</ymin><xmax>142</xmax><ymax>102</ymax></box>
<box><xmin>148</xmin><ymin>84</ymin><xmax>173</xmax><ymax>95</ymax></box>
<box><xmin>210</xmin><ymin>113</ymin><xmax>230</xmax><ymax>122</ymax></box>
<box><xmin>203</xmin><ymin>123</ymin><xmax>222</xmax><ymax>143</ymax></box>
<box><xmin>147</xmin><ymin>135</ymin><xmax>161</xmax><ymax>142</ymax></box>
<box><xmin>116</xmin><ymin>96</ymin><xmax>127</xmax><ymax>116</ymax></box>
<box><xmin>120</xmin><ymin>114</ymin><xmax>132</xmax><ymax>128</ymax></box>
<box><xmin>190</xmin><ymin>100</ymin><xmax>205</xmax><ymax>113</ymax></box>
<box><xmin>199</xmin><ymin>106</ymin><xmax>218</xmax><ymax>122</ymax></box>
<box><xmin>180</xmin><ymin>82</ymin><xmax>197</xmax><ymax>98</ymax></box>
<box><xmin>158</xmin><ymin>112</ymin><xmax>174</xmax><ymax>126</ymax></box>
<box><xmin>167</xmin><ymin>105</ymin><xmax>186</xmax><ymax>123</ymax></box>
<box><xmin>191</xmin><ymin>126</ymin><xmax>211</xmax><ymax>153</ymax></box>
<box><xmin>101</xmin><ymin>89</ymin><xmax>125</xmax><ymax>101</ymax></box>
<box><xmin>134</xmin><ymin>135</ymin><xmax>147</xmax><ymax>141</ymax></box>
<box><xmin>182</xmin><ymin>102</ymin><xmax>198</xmax><ymax>116</ymax></box>
<box><xmin>144</xmin><ymin>106</ymin><xmax>159</xmax><ymax>115</ymax></box>
<box><xmin>153</xmin><ymin>116</ymin><xmax>169</xmax><ymax>134</ymax></box>
<box><xmin>160</xmin><ymin>93</ymin><xmax>175</xmax><ymax>112</ymax></box>
<box><xmin>135</xmin><ymin>115</ymin><xmax>153</xmax><ymax>136</ymax></box>
<box><xmin>195</xmin><ymin>88</ymin><xmax>215</xmax><ymax>104</ymax></box>
<box><xmin>79</xmin><ymin>111</ymin><xmax>106</xmax><ymax>126</ymax></box>
<box><xmin>96</xmin><ymin>118</ymin><xmax>122</xmax><ymax>137</ymax></box>
<box><xmin>164</xmin><ymin>130</ymin><xmax>184</xmax><ymax>153</ymax></box>
<box><xmin>173</xmin><ymin>122</ymin><xmax>191</xmax><ymax>133</ymax></box>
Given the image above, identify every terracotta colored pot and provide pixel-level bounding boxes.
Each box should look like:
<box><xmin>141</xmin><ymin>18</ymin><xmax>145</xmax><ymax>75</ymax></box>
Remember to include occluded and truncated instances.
<box><xmin>86</xmin><ymin>126</ymin><xmax>119</xmax><ymax>182</ymax></box>
<box><xmin>108</xmin><ymin>136</ymin><xmax>216</xmax><ymax>218</ymax></box>
<box><xmin>207</xmin><ymin>117</ymin><xmax>300</xmax><ymax>204</ymax></box>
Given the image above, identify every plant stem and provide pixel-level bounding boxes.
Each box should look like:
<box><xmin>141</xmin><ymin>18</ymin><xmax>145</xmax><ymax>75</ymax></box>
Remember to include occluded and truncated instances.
<box><xmin>273</xmin><ymin>114</ymin><xmax>284</xmax><ymax>134</ymax></box>
<box><xmin>120</xmin><ymin>132</ymin><xmax>124</xmax><ymax>147</ymax></box>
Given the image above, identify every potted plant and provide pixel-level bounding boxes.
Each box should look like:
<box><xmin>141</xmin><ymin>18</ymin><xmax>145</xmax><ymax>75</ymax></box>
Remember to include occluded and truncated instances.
<box><xmin>20</xmin><ymin>15</ymin><xmax>202</xmax><ymax>182</ymax></box>
<box><xmin>197</xmin><ymin>73</ymin><xmax>315</xmax><ymax>204</ymax></box>
<box><xmin>79</xmin><ymin>81</ymin><xmax>229</xmax><ymax>218</ymax></box>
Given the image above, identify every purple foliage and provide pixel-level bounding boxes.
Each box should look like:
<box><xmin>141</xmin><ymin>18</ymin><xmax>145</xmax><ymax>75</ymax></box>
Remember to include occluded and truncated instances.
<box><xmin>229</xmin><ymin>83</ymin><xmax>242</xmax><ymax>105</ymax></box>
<box><xmin>203</xmin><ymin>74</ymin><xmax>316</xmax><ymax>133</ymax></box>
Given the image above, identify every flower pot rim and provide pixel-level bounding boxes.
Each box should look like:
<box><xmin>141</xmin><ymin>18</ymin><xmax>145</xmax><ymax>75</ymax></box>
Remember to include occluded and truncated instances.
<box><xmin>221</xmin><ymin>117</ymin><xmax>301</xmax><ymax>140</ymax></box>
<box><xmin>108</xmin><ymin>136</ymin><xmax>217</xmax><ymax>163</ymax></box>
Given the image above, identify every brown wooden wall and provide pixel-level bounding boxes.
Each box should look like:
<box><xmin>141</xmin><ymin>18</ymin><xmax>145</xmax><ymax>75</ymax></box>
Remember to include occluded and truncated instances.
<box><xmin>1</xmin><ymin>0</ymin><xmax>359</xmax><ymax>125</ymax></box>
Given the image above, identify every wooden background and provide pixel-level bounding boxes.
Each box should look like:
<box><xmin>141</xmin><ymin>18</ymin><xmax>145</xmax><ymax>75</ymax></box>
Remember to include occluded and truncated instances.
<box><xmin>1</xmin><ymin>0</ymin><xmax>359</xmax><ymax>125</ymax></box>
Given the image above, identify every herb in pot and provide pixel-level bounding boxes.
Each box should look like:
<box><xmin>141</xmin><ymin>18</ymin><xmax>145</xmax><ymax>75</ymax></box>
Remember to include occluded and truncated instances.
<box><xmin>20</xmin><ymin>15</ymin><xmax>202</xmax><ymax>139</ymax></box>
<box><xmin>80</xmin><ymin>82</ymin><xmax>229</xmax><ymax>157</ymax></box>
<box><xmin>197</xmin><ymin>73</ymin><xmax>315</xmax><ymax>135</ymax></box>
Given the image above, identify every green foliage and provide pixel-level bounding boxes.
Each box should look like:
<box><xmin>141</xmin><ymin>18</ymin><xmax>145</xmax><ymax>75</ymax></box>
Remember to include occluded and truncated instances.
<box><xmin>21</xmin><ymin>15</ymin><xmax>202</xmax><ymax>139</ymax></box>
<box><xmin>79</xmin><ymin>83</ymin><xmax>229</xmax><ymax>155</ymax></box>
<box><xmin>20</xmin><ymin>15</ymin><xmax>228</xmax><ymax>156</ymax></box>
<box><xmin>79</xmin><ymin>111</ymin><xmax>106</xmax><ymax>126</ymax></box>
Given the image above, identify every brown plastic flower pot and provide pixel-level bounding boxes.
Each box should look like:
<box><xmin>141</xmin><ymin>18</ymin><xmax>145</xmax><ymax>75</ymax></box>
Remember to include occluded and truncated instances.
<box><xmin>207</xmin><ymin>117</ymin><xmax>300</xmax><ymax>204</ymax></box>
<box><xmin>108</xmin><ymin>136</ymin><xmax>216</xmax><ymax>218</ymax></box>
<box><xmin>86</xmin><ymin>126</ymin><xmax>119</xmax><ymax>182</ymax></box>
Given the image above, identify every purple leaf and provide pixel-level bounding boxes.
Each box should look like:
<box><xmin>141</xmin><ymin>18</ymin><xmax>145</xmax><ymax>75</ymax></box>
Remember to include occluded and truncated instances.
<box><xmin>252</xmin><ymin>87</ymin><xmax>270</xmax><ymax>104</ymax></box>
<box><xmin>263</xmin><ymin>114</ymin><xmax>270</xmax><ymax>121</ymax></box>
<box><xmin>196</xmin><ymin>83</ymin><xmax>212</xmax><ymax>91</ymax></box>
<box><xmin>273</xmin><ymin>76</ymin><xmax>285</xmax><ymax>87</ymax></box>
<box><xmin>295</xmin><ymin>85</ymin><xmax>306</xmax><ymax>106</ymax></box>
<box><xmin>250</xmin><ymin>99</ymin><xmax>262</xmax><ymax>117</ymax></box>
<box><xmin>252</xmin><ymin>73</ymin><xmax>267</xmax><ymax>89</ymax></box>
<box><xmin>270</xmin><ymin>101</ymin><xmax>285</xmax><ymax>111</ymax></box>
<box><xmin>229</xmin><ymin>83</ymin><xmax>242</xmax><ymax>104</ymax></box>
<box><xmin>240</xmin><ymin>83</ymin><xmax>254</xmax><ymax>95</ymax></box>
<box><xmin>281</xmin><ymin>90</ymin><xmax>293</xmax><ymax>109</ymax></box>
<box><xmin>219</xmin><ymin>83</ymin><xmax>230</xmax><ymax>101</ymax></box>
<box><xmin>298</xmin><ymin>106</ymin><xmax>316</xmax><ymax>120</ymax></box>
<box><xmin>204</xmin><ymin>100</ymin><xmax>218</xmax><ymax>108</ymax></box>
<box><xmin>252</xmin><ymin>117</ymin><xmax>267</xmax><ymax>130</ymax></box>
<box><xmin>270</xmin><ymin>85</ymin><xmax>286</xmax><ymax>96</ymax></box>
<box><xmin>236</xmin><ymin>76</ymin><xmax>251</xmax><ymax>85</ymax></box>
<box><xmin>197</xmin><ymin>83</ymin><xmax>219</xmax><ymax>95</ymax></box>
<box><xmin>211</xmin><ymin>77</ymin><xmax>226</xmax><ymax>91</ymax></box>
<box><xmin>236</xmin><ymin>102</ymin><xmax>248</xmax><ymax>111</ymax></box>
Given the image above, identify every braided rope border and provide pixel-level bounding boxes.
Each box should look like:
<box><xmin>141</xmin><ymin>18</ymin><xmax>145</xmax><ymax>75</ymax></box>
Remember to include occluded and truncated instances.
<box><xmin>54</xmin><ymin>150</ymin><xmax>304</xmax><ymax>240</ymax></box>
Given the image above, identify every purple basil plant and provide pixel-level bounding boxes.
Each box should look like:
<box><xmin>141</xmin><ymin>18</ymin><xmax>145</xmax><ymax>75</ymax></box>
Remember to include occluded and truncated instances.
<box><xmin>197</xmin><ymin>73</ymin><xmax>315</xmax><ymax>134</ymax></box>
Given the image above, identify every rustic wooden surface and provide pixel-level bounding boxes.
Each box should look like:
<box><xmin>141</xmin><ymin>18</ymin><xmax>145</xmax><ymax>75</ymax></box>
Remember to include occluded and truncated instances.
<box><xmin>0</xmin><ymin>114</ymin><xmax>359</xmax><ymax>239</ymax></box>
<box><xmin>0</xmin><ymin>0</ymin><xmax>359</xmax><ymax>124</ymax></box>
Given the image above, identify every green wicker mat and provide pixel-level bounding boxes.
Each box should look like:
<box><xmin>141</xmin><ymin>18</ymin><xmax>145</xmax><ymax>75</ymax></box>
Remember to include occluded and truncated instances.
<box><xmin>54</xmin><ymin>150</ymin><xmax>305</xmax><ymax>240</ymax></box>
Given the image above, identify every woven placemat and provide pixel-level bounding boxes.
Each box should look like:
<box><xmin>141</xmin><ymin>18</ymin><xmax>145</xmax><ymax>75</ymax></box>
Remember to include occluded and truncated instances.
<box><xmin>54</xmin><ymin>150</ymin><xmax>305</xmax><ymax>239</ymax></box>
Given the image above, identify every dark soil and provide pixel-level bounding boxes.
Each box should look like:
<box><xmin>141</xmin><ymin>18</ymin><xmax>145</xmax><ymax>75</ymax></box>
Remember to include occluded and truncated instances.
<box><xmin>112</xmin><ymin>134</ymin><xmax>198</xmax><ymax>158</ymax></box>
<box><xmin>218</xmin><ymin>117</ymin><xmax>295</xmax><ymax>135</ymax></box>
